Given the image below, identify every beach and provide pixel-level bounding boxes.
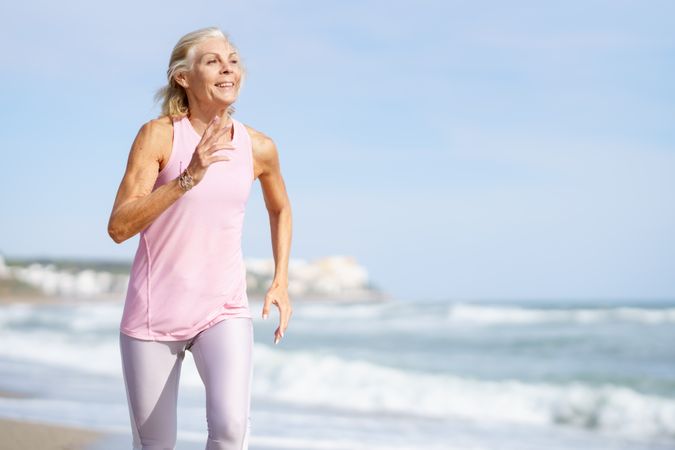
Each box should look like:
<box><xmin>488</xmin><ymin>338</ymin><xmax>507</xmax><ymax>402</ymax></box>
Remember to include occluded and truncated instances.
<box><xmin>0</xmin><ymin>417</ymin><xmax>103</xmax><ymax>450</ymax></box>
<box><xmin>0</xmin><ymin>295</ymin><xmax>674</xmax><ymax>450</ymax></box>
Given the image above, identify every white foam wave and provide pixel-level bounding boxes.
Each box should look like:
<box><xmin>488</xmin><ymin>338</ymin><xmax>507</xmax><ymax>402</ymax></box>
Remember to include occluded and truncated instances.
<box><xmin>0</xmin><ymin>301</ymin><xmax>122</xmax><ymax>332</ymax></box>
<box><xmin>0</xmin><ymin>328</ymin><xmax>122</xmax><ymax>376</ymax></box>
<box><xmin>252</xmin><ymin>345</ymin><xmax>675</xmax><ymax>441</ymax></box>
<box><xmin>447</xmin><ymin>303</ymin><xmax>675</xmax><ymax>325</ymax></box>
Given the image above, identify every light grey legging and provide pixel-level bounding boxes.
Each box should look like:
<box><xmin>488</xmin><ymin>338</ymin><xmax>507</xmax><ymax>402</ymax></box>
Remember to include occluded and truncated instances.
<box><xmin>119</xmin><ymin>317</ymin><xmax>254</xmax><ymax>450</ymax></box>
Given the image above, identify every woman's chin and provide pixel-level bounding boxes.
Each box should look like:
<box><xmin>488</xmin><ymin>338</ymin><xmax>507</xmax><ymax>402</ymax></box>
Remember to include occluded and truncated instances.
<box><xmin>212</xmin><ymin>95</ymin><xmax>238</xmax><ymax>109</ymax></box>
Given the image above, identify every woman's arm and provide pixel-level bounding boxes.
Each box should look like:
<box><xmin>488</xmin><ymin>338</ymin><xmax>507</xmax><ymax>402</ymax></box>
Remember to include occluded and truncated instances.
<box><xmin>107</xmin><ymin>118</ymin><xmax>184</xmax><ymax>243</ymax></box>
<box><xmin>248</xmin><ymin>125</ymin><xmax>293</xmax><ymax>344</ymax></box>
<box><xmin>108</xmin><ymin>115</ymin><xmax>232</xmax><ymax>243</ymax></box>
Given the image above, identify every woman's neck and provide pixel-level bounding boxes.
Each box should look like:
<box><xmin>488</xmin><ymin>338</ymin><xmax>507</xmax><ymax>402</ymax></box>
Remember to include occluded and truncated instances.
<box><xmin>186</xmin><ymin>104</ymin><xmax>230</xmax><ymax>136</ymax></box>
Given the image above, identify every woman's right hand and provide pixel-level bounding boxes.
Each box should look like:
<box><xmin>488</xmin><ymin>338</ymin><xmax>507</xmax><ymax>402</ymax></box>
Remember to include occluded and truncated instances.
<box><xmin>186</xmin><ymin>115</ymin><xmax>236</xmax><ymax>186</ymax></box>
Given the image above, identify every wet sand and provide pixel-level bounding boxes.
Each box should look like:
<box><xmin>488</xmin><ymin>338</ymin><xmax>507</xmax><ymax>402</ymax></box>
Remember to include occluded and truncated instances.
<box><xmin>0</xmin><ymin>389</ymin><xmax>107</xmax><ymax>450</ymax></box>
<box><xmin>0</xmin><ymin>416</ymin><xmax>104</xmax><ymax>450</ymax></box>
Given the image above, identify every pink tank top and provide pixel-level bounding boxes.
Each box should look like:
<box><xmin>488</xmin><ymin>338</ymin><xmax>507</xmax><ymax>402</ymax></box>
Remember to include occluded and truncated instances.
<box><xmin>120</xmin><ymin>115</ymin><xmax>254</xmax><ymax>341</ymax></box>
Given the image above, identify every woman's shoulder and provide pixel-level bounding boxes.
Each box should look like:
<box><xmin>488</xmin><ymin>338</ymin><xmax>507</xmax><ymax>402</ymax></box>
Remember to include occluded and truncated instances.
<box><xmin>140</xmin><ymin>115</ymin><xmax>174</xmax><ymax>138</ymax></box>
<box><xmin>242</xmin><ymin>123</ymin><xmax>277</xmax><ymax>156</ymax></box>
<box><xmin>129</xmin><ymin>116</ymin><xmax>174</xmax><ymax>169</ymax></box>
<box><xmin>132</xmin><ymin>116</ymin><xmax>175</xmax><ymax>153</ymax></box>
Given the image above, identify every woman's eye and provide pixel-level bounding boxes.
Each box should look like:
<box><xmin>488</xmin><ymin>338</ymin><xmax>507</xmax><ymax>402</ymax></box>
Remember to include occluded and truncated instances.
<box><xmin>207</xmin><ymin>60</ymin><xmax>217</xmax><ymax>64</ymax></box>
<box><xmin>230</xmin><ymin>60</ymin><xmax>238</xmax><ymax>64</ymax></box>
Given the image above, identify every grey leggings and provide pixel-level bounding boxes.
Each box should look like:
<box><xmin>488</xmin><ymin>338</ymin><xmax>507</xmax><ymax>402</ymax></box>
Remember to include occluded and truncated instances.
<box><xmin>119</xmin><ymin>317</ymin><xmax>254</xmax><ymax>450</ymax></box>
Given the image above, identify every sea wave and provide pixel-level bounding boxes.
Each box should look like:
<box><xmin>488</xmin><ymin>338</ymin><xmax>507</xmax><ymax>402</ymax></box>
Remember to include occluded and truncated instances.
<box><xmin>0</xmin><ymin>325</ymin><xmax>673</xmax><ymax>442</ymax></box>
<box><xmin>252</xmin><ymin>345</ymin><xmax>675</xmax><ymax>441</ymax></box>
<box><xmin>1</xmin><ymin>301</ymin><xmax>674</xmax><ymax>442</ymax></box>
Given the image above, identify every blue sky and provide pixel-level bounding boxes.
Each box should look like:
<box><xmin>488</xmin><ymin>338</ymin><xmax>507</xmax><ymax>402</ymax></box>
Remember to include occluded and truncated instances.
<box><xmin>1</xmin><ymin>1</ymin><xmax>674</xmax><ymax>301</ymax></box>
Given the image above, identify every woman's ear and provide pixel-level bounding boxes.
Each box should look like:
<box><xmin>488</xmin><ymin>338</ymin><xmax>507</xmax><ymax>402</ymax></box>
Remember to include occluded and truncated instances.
<box><xmin>174</xmin><ymin>72</ymin><xmax>189</xmax><ymax>89</ymax></box>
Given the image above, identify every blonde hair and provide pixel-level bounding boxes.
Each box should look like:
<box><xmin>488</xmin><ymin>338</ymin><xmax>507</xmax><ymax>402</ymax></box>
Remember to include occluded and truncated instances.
<box><xmin>154</xmin><ymin>27</ymin><xmax>246</xmax><ymax>118</ymax></box>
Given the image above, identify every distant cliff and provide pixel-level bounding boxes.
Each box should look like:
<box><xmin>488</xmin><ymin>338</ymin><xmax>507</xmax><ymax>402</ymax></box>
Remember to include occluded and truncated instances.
<box><xmin>0</xmin><ymin>253</ymin><xmax>387</xmax><ymax>302</ymax></box>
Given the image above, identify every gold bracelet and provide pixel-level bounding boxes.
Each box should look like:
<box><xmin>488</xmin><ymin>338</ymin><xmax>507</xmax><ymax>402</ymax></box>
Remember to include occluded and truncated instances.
<box><xmin>178</xmin><ymin>167</ymin><xmax>194</xmax><ymax>192</ymax></box>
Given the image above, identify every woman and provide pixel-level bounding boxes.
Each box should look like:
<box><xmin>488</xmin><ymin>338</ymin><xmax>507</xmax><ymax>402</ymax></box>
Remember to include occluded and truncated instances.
<box><xmin>107</xmin><ymin>27</ymin><xmax>293</xmax><ymax>450</ymax></box>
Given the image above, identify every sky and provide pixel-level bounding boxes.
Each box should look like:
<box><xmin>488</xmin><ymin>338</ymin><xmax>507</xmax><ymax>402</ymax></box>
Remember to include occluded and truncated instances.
<box><xmin>1</xmin><ymin>0</ymin><xmax>674</xmax><ymax>301</ymax></box>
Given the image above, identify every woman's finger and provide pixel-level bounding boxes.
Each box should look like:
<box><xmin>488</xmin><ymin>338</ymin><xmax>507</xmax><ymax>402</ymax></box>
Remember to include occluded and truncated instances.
<box><xmin>210</xmin><ymin>143</ymin><xmax>236</xmax><ymax>151</ymax></box>
<box><xmin>200</xmin><ymin>116</ymin><xmax>232</xmax><ymax>149</ymax></box>
<box><xmin>276</xmin><ymin>302</ymin><xmax>291</xmax><ymax>341</ymax></box>
<box><xmin>199</xmin><ymin>115</ymin><xmax>222</xmax><ymax>145</ymax></box>
<box><xmin>203</xmin><ymin>124</ymin><xmax>232</xmax><ymax>152</ymax></box>
<box><xmin>280</xmin><ymin>305</ymin><xmax>291</xmax><ymax>335</ymax></box>
<box><xmin>207</xmin><ymin>143</ymin><xmax>235</xmax><ymax>159</ymax></box>
<box><xmin>218</xmin><ymin>122</ymin><xmax>234</xmax><ymax>142</ymax></box>
<box><xmin>206</xmin><ymin>155</ymin><xmax>231</xmax><ymax>164</ymax></box>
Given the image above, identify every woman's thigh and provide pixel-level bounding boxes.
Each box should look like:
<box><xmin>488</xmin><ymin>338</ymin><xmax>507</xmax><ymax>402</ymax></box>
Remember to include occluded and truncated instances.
<box><xmin>189</xmin><ymin>317</ymin><xmax>254</xmax><ymax>448</ymax></box>
<box><xmin>119</xmin><ymin>332</ymin><xmax>187</xmax><ymax>449</ymax></box>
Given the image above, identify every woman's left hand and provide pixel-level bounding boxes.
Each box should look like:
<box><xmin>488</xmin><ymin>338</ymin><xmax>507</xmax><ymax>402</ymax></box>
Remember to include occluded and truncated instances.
<box><xmin>262</xmin><ymin>282</ymin><xmax>292</xmax><ymax>344</ymax></box>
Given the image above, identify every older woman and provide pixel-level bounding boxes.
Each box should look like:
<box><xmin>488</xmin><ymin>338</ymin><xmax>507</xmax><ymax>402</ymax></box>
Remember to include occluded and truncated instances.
<box><xmin>107</xmin><ymin>27</ymin><xmax>292</xmax><ymax>449</ymax></box>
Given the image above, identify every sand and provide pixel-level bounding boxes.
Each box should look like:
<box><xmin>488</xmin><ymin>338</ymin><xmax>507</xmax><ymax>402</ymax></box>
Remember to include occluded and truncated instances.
<box><xmin>0</xmin><ymin>389</ymin><xmax>107</xmax><ymax>450</ymax></box>
<box><xmin>0</xmin><ymin>417</ymin><xmax>104</xmax><ymax>450</ymax></box>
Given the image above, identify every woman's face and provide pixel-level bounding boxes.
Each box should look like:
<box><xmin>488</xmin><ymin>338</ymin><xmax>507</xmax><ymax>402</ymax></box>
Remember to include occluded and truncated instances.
<box><xmin>181</xmin><ymin>37</ymin><xmax>242</xmax><ymax>109</ymax></box>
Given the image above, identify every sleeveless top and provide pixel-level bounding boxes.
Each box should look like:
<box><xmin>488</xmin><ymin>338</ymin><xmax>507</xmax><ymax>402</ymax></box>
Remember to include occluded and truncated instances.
<box><xmin>120</xmin><ymin>115</ymin><xmax>254</xmax><ymax>341</ymax></box>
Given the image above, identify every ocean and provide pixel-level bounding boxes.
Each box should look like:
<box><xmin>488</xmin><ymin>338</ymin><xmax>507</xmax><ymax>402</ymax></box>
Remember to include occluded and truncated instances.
<box><xmin>0</xmin><ymin>297</ymin><xmax>673</xmax><ymax>449</ymax></box>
